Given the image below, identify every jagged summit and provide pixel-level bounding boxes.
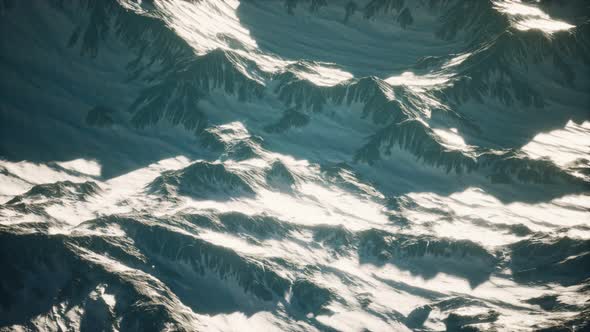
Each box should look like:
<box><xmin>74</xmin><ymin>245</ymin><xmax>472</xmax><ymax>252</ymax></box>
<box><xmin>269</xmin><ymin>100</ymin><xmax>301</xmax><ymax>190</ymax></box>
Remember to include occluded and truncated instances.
<box><xmin>147</xmin><ymin>161</ymin><xmax>256</xmax><ymax>200</ymax></box>
<box><xmin>5</xmin><ymin>181</ymin><xmax>100</xmax><ymax>205</ymax></box>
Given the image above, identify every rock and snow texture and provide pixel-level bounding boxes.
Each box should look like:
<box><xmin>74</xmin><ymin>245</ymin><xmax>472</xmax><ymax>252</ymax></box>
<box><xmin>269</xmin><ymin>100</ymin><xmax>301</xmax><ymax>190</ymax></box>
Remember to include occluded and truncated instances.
<box><xmin>1</xmin><ymin>0</ymin><xmax>590</xmax><ymax>331</ymax></box>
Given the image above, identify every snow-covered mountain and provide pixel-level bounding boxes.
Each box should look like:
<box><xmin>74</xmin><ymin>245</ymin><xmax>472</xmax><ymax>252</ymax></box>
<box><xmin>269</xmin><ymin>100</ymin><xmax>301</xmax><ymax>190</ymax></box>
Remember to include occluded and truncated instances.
<box><xmin>1</xmin><ymin>0</ymin><xmax>589</xmax><ymax>330</ymax></box>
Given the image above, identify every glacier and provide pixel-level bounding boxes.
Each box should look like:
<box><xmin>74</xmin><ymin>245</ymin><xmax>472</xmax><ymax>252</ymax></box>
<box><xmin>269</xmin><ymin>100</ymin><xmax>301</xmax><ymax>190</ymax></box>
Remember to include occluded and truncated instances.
<box><xmin>1</xmin><ymin>0</ymin><xmax>589</xmax><ymax>331</ymax></box>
